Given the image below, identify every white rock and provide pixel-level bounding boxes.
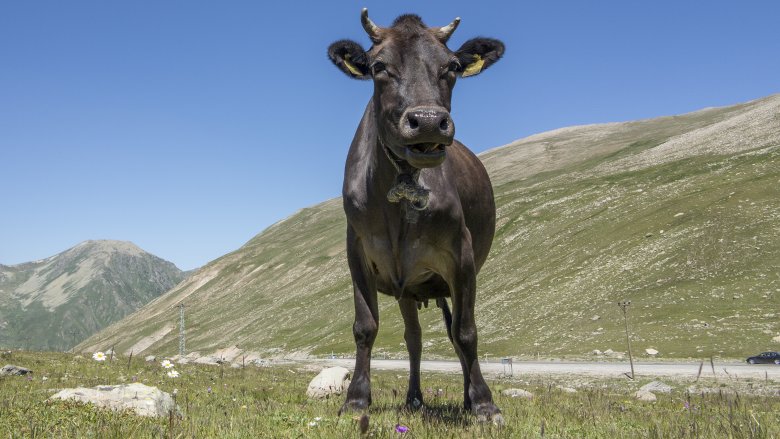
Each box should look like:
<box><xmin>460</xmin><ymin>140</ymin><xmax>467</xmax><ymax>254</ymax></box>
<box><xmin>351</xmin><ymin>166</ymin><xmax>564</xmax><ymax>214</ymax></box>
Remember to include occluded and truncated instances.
<box><xmin>645</xmin><ymin>348</ymin><xmax>659</xmax><ymax>356</ymax></box>
<box><xmin>144</xmin><ymin>355</ymin><xmax>156</xmax><ymax>362</ymax></box>
<box><xmin>640</xmin><ymin>381</ymin><xmax>672</xmax><ymax>394</ymax></box>
<box><xmin>501</xmin><ymin>388</ymin><xmax>534</xmax><ymax>399</ymax></box>
<box><xmin>592</xmin><ymin>350</ymin><xmax>603</xmax><ymax>356</ymax></box>
<box><xmin>604</xmin><ymin>349</ymin><xmax>615</xmax><ymax>355</ymax></box>
<box><xmin>773</xmin><ymin>335</ymin><xmax>780</xmax><ymax>343</ymax></box>
<box><xmin>634</xmin><ymin>390</ymin><xmax>657</xmax><ymax>402</ymax></box>
<box><xmin>193</xmin><ymin>356</ymin><xmax>221</xmax><ymax>366</ymax></box>
<box><xmin>557</xmin><ymin>386</ymin><xmax>577</xmax><ymax>393</ymax></box>
<box><xmin>306</xmin><ymin>367</ymin><xmax>351</xmax><ymax>399</ymax></box>
<box><xmin>49</xmin><ymin>383</ymin><xmax>179</xmax><ymax>417</ymax></box>
<box><xmin>1</xmin><ymin>364</ymin><xmax>32</xmax><ymax>376</ymax></box>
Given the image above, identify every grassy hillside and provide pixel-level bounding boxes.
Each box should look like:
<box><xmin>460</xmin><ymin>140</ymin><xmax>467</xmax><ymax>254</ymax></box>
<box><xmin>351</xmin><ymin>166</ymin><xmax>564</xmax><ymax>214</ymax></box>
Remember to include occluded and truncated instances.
<box><xmin>78</xmin><ymin>95</ymin><xmax>780</xmax><ymax>359</ymax></box>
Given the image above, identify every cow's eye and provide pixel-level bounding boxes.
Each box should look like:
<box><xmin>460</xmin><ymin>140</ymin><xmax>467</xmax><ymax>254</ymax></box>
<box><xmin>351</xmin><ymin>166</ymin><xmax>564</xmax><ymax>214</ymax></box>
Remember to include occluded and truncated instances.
<box><xmin>448</xmin><ymin>60</ymin><xmax>461</xmax><ymax>73</ymax></box>
<box><xmin>371</xmin><ymin>61</ymin><xmax>386</xmax><ymax>75</ymax></box>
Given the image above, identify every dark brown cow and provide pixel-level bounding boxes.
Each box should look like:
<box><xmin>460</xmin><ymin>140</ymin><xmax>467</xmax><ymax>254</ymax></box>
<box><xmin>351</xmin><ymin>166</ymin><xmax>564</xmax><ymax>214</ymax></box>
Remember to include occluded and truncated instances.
<box><xmin>328</xmin><ymin>9</ymin><xmax>504</xmax><ymax>423</ymax></box>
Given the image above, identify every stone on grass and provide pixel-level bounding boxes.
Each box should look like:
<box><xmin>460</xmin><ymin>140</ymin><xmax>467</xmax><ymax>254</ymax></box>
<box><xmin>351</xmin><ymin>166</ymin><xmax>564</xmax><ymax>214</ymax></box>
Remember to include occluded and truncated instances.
<box><xmin>634</xmin><ymin>390</ymin><xmax>657</xmax><ymax>402</ymax></box>
<box><xmin>640</xmin><ymin>381</ymin><xmax>672</xmax><ymax>394</ymax></box>
<box><xmin>557</xmin><ymin>386</ymin><xmax>577</xmax><ymax>393</ymax></box>
<box><xmin>193</xmin><ymin>355</ymin><xmax>221</xmax><ymax>366</ymax></box>
<box><xmin>501</xmin><ymin>388</ymin><xmax>534</xmax><ymax>399</ymax></box>
<box><xmin>306</xmin><ymin>366</ymin><xmax>351</xmax><ymax>399</ymax></box>
<box><xmin>1</xmin><ymin>364</ymin><xmax>32</xmax><ymax>376</ymax></box>
<box><xmin>645</xmin><ymin>348</ymin><xmax>659</xmax><ymax>356</ymax></box>
<box><xmin>144</xmin><ymin>355</ymin><xmax>156</xmax><ymax>362</ymax></box>
<box><xmin>49</xmin><ymin>383</ymin><xmax>179</xmax><ymax>417</ymax></box>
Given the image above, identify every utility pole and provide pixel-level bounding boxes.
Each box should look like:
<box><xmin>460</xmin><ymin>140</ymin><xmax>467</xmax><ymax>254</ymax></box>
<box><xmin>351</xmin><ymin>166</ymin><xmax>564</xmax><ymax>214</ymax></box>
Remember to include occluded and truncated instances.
<box><xmin>178</xmin><ymin>303</ymin><xmax>186</xmax><ymax>357</ymax></box>
<box><xmin>618</xmin><ymin>300</ymin><xmax>635</xmax><ymax>379</ymax></box>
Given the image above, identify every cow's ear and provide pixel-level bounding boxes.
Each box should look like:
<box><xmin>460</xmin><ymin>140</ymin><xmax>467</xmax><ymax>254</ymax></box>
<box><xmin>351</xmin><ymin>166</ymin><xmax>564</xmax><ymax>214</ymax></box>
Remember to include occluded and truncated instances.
<box><xmin>328</xmin><ymin>39</ymin><xmax>371</xmax><ymax>80</ymax></box>
<box><xmin>454</xmin><ymin>38</ymin><xmax>504</xmax><ymax>78</ymax></box>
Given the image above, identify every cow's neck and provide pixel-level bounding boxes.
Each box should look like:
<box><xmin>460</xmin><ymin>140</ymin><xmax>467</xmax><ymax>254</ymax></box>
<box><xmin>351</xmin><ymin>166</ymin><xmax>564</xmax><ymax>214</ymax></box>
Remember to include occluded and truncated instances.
<box><xmin>365</xmin><ymin>102</ymin><xmax>430</xmax><ymax>222</ymax></box>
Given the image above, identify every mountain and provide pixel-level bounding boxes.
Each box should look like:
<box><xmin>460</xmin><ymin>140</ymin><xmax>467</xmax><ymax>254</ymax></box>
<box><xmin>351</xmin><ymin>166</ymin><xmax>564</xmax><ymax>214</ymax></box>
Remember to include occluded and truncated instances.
<box><xmin>0</xmin><ymin>240</ymin><xmax>186</xmax><ymax>350</ymax></box>
<box><xmin>78</xmin><ymin>94</ymin><xmax>780</xmax><ymax>359</ymax></box>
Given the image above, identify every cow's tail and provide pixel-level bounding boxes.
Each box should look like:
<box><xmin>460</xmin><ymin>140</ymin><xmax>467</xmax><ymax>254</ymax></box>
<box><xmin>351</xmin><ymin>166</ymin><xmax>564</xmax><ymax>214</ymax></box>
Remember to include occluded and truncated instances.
<box><xmin>436</xmin><ymin>298</ymin><xmax>454</xmax><ymax>343</ymax></box>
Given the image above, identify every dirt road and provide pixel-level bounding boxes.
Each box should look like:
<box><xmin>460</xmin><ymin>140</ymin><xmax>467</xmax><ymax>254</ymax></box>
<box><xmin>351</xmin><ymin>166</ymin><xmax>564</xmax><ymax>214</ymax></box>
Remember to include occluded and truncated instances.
<box><xmin>315</xmin><ymin>358</ymin><xmax>780</xmax><ymax>381</ymax></box>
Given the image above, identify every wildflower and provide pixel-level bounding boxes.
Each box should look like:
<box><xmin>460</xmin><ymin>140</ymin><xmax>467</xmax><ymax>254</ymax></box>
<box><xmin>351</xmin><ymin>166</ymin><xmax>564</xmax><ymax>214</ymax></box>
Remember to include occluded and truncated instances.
<box><xmin>161</xmin><ymin>359</ymin><xmax>174</xmax><ymax>369</ymax></box>
<box><xmin>92</xmin><ymin>351</ymin><xmax>106</xmax><ymax>362</ymax></box>
<box><xmin>207</xmin><ymin>386</ymin><xmax>212</xmax><ymax>394</ymax></box>
<box><xmin>314</xmin><ymin>417</ymin><xmax>322</xmax><ymax>422</ymax></box>
<box><xmin>167</xmin><ymin>370</ymin><xmax>180</xmax><ymax>378</ymax></box>
<box><xmin>395</xmin><ymin>424</ymin><xmax>409</xmax><ymax>434</ymax></box>
<box><xmin>308</xmin><ymin>421</ymin><xmax>318</xmax><ymax>427</ymax></box>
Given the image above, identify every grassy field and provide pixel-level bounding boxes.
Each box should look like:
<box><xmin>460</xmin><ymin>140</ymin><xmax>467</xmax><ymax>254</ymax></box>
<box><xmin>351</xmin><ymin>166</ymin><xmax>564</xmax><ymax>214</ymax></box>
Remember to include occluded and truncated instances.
<box><xmin>2</xmin><ymin>351</ymin><xmax>779</xmax><ymax>438</ymax></box>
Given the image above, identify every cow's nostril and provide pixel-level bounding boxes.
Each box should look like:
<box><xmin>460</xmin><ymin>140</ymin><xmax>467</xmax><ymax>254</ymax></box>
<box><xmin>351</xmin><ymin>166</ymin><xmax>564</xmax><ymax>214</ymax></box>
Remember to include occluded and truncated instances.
<box><xmin>439</xmin><ymin>118</ymin><xmax>449</xmax><ymax>131</ymax></box>
<box><xmin>408</xmin><ymin>116</ymin><xmax>419</xmax><ymax>130</ymax></box>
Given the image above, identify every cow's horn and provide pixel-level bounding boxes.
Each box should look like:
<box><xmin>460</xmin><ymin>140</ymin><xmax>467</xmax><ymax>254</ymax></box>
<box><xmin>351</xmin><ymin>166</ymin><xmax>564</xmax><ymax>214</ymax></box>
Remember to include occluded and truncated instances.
<box><xmin>361</xmin><ymin>8</ymin><xmax>382</xmax><ymax>43</ymax></box>
<box><xmin>435</xmin><ymin>17</ymin><xmax>461</xmax><ymax>42</ymax></box>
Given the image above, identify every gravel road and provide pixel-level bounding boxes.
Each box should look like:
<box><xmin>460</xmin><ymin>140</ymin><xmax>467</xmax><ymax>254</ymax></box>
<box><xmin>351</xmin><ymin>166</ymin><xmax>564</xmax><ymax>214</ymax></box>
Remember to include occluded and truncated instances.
<box><xmin>315</xmin><ymin>358</ymin><xmax>780</xmax><ymax>381</ymax></box>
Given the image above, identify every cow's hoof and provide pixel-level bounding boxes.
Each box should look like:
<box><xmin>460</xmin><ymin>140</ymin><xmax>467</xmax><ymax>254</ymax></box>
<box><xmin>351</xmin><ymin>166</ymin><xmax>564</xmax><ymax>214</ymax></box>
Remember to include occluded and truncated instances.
<box><xmin>404</xmin><ymin>396</ymin><xmax>424</xmax><ymax>411</ymax></box>
<box><xmin>338</xmin><ymin>399</ymin><xmax>369</xmax><ymax>416</ymax></box>
<box><xmin>474</xmin><ymin>402</ymin><xmax>503</xmax><ymax>425</ymax></box>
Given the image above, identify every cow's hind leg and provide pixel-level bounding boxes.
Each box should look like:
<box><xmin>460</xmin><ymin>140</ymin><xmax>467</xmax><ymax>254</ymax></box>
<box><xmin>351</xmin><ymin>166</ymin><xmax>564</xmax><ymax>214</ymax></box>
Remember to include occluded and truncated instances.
<box><xmin>399</xmin><ymin>297</ymin><xmax>423</xmax><ymax>410</ymax></box>
<box><xmin>340</xmin><ymin>229</ymin><xmax>379</xmax><ymax>415</ymax></box>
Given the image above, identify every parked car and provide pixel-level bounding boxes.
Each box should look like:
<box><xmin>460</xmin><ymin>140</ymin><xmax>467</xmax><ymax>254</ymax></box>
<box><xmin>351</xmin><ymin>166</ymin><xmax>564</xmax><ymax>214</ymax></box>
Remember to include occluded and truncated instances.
<box><xmin>746</xmin><ymin>352</ymin><xmax>780</xmax><ymax>364</ymax></box>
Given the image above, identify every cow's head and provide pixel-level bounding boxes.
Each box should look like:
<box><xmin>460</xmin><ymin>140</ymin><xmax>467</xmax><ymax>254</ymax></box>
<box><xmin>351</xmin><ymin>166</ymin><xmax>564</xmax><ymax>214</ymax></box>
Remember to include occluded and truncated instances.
<box><xmin>329</xmin><ymin>9</ymin><xmax>504</xmax><ymax>169</ymax></box>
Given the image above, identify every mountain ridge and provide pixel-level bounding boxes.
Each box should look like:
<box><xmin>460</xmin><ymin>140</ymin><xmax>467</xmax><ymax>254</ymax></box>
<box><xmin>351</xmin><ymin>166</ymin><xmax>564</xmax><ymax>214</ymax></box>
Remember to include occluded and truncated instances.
<box><xmin>0</xmin><ymin>240</ymin><xmax>187</xmax><ymax>350</ymax></box>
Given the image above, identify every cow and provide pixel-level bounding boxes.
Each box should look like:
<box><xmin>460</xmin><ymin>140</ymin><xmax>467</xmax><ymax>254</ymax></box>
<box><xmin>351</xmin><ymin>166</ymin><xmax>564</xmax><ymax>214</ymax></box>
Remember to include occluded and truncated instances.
<box><xmin>328</xmin><ymin>9</ymin><xmax>505</xmax><ymax>423</ymax></box>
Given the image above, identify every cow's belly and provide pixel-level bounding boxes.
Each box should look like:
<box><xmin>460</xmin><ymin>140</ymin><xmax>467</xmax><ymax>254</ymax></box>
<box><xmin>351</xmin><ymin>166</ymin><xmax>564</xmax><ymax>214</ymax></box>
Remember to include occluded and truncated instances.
<box><xmin>360</xmin><ymin>234</ymin><xmax>453</xmax><ymax>300</ymax></box>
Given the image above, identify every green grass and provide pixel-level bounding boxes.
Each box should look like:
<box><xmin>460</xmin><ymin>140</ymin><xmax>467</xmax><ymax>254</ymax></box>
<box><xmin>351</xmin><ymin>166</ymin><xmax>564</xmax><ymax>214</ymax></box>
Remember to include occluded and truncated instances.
<box><xmin>2</xmin><ymin>351</ymin><xmax>780</xmax><ymax>438</ymax></box>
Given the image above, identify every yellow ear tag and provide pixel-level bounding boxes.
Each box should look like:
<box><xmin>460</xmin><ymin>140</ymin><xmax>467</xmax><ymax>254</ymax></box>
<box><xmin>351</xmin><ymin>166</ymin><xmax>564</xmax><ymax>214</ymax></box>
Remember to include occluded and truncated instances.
<box><xmin>462</xmin><ymin>54</ymin><xmax>485</xmax><ymax>77</ymax></box>
<box><xmin>343</xmin><ymin>54</ymin><xmax>362</xmax><ymax>77</ymax></box>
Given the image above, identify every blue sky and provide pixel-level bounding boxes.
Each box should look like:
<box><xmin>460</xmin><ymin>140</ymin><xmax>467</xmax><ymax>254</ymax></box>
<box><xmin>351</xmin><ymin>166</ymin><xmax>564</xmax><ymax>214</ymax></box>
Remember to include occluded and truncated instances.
<box><xmin>1</xmin><ymin>1</ymin><xmax>778</xmax><ymax>270</ymax></box>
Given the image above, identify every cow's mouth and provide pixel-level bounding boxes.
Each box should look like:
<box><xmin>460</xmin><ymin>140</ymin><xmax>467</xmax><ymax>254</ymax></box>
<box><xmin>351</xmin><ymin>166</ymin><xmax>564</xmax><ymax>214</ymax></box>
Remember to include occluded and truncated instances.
<box><xmin>407</xmin><ymin>143</ymin><xmax>445</xmax><ymax>155</ymax></box>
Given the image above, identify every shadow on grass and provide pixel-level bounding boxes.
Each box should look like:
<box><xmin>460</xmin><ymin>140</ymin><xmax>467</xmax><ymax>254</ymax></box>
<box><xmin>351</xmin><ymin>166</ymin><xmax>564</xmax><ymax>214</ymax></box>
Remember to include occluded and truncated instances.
<box><xmin>365</xmin><ymin>402</ymin><xmax>471</xmax><ymax>427</ymax></box>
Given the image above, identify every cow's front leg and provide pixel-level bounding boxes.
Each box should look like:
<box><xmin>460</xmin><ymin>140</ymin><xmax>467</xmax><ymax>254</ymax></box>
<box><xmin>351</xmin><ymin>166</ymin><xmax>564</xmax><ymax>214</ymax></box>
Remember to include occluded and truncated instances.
<box><xmin>399</xmin><ymin>297</ymin><xmax>423</xmax><ymax>410</ymax></box>
<box><xmin>340</xmin><ymin>230</ymin><xmax>378</xmax><ymax>414</ymax></box>
<box><xmin>449</xmin><ymin>231</ymin><xmax>503</xmax><ymax>424</ymax></box>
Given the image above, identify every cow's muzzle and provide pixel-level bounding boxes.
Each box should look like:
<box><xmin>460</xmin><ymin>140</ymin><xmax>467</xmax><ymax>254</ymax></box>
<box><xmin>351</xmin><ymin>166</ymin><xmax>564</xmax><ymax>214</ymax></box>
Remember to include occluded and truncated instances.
<box><xmin>398</xmin><ymin>106</ymin><xmax>454</xmax><ymax>168</ymax></box>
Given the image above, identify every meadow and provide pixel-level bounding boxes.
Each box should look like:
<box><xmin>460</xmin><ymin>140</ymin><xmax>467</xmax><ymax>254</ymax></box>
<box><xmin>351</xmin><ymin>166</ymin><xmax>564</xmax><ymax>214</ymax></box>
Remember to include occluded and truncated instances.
<box><xmin>1</xmin><ymin>351</ymin><xmax>779</xmax><ymax>438</ymax></box>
